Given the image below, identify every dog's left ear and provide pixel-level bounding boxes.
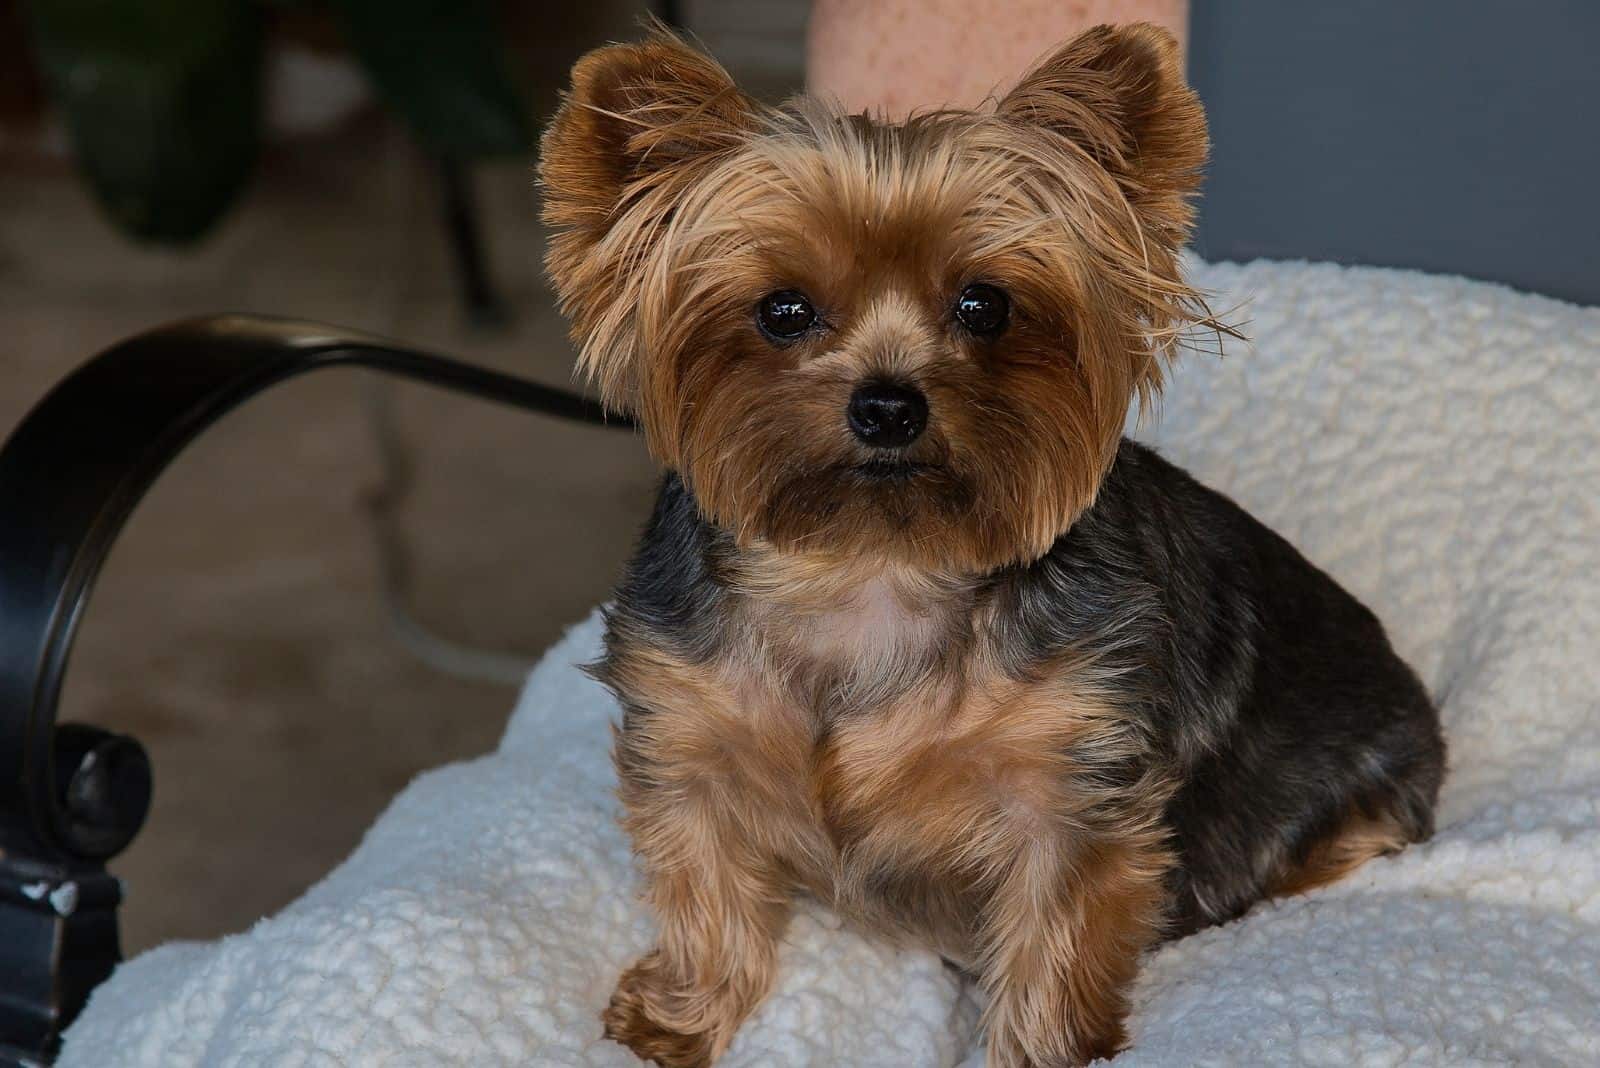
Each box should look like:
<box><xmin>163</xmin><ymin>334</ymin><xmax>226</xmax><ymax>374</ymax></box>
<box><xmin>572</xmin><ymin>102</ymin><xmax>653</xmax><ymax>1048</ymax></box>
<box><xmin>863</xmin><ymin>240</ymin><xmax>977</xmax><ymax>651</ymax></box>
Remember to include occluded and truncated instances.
<box><xmin>998</xmin><ymin>23</ymin><xmax>1206</xmax><ymax>245</ymax></box>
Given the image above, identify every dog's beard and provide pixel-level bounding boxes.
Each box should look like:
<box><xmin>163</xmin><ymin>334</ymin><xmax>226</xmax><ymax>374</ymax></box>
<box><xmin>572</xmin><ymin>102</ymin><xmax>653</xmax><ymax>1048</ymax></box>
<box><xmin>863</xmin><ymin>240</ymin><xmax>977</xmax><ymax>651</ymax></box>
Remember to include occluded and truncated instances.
<box><xmin>753</xmin><ymin>461</ymin><xmax>978</xmax><ymax>562</ymax></box>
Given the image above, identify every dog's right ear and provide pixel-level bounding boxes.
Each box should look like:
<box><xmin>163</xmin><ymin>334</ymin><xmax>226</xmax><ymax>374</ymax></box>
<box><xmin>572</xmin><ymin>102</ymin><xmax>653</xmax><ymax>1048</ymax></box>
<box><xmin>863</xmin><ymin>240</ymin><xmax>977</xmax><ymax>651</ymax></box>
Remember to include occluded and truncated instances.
<box><xmin>540</xmin><ymin>34</ymin><xmax>755</xmax><ymax>244</ymax></box>
<box><xmin>540</xmin><ymin>34</ymin><xmax>755</xmax><ymax>411</ymax></box>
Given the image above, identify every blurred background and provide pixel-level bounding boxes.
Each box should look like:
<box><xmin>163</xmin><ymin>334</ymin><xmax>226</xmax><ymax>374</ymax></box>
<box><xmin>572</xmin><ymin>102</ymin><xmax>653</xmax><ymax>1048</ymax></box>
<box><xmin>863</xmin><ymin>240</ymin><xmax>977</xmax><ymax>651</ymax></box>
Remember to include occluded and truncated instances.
<box><xmin>3</xmin><ymin>0</ymin><xmax>1594</xmax><ymax>954</ymax></box>
<box><xmin>0</xmin><ymin>0</ymin><xmax>805</xmax><ymax>952</ymax></box>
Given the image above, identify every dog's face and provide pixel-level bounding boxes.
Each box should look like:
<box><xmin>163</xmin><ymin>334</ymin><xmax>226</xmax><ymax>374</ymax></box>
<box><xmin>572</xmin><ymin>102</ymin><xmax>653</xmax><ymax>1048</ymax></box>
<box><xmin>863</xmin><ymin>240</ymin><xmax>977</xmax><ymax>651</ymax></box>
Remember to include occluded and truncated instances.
<box><xmin>542</xmin><ymin>25</ymin><xmax>1209</xmax><ymax>572</ymax></box>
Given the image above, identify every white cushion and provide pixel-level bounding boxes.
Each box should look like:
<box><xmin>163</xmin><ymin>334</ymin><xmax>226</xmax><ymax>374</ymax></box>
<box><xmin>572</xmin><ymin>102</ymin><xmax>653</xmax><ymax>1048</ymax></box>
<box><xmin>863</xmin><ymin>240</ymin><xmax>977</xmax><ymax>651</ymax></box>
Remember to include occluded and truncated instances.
<box><xmin>61</xmin><ymin>260</ymin><xmax>1600</xmax><ymax>1067</ymax></box>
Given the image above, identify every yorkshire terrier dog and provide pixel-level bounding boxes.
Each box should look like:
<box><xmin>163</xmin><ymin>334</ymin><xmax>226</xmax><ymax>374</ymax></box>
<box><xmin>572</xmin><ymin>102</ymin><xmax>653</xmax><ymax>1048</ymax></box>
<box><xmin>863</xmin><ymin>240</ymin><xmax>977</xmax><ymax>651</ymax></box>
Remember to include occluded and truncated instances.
<box><xmin>540</xmin><ymin>23</ymin><xmax>1445</xmax><ymax>1068</ymax></box>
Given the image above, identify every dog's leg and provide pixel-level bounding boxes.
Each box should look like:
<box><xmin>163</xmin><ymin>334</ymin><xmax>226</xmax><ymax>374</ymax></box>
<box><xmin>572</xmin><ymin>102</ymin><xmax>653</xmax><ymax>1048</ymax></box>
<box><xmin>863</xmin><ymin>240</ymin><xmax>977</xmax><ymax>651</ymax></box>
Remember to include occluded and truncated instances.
<box><xmin>602</xmin><ymin>832</ymin><xmax>790</xmax><ymax>1068</ymax></box>
<box><xmin>978</xmin><ymin>832</ymin><xmax>1170</xmax><ymax>1068</ymax></box>
<box><xmin>1267</xmin><ymin>804</ymin><xmax>1414</xmax><ymax>899</ymax></box>
<box><xmin>600</xmin><ymin>644</ymin><xmax>807</xmax><ymax>1067</ymax></box>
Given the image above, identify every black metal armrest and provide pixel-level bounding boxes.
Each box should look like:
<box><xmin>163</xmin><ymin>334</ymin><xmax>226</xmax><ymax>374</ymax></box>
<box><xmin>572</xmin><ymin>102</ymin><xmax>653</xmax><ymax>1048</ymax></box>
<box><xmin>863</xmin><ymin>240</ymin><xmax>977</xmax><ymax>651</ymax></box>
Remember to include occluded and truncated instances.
<box><xmin>0</xmin><ymin>315</ymin><xmax>627</xmax><ymax>1065</ymax></box>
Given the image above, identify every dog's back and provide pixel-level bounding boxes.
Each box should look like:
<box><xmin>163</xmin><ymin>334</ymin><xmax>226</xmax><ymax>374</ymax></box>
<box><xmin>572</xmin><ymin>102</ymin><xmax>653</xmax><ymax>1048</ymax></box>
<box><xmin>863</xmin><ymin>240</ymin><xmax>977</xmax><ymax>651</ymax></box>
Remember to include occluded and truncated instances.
<box><xmin>1045</xmin><ymin>441</ymin><xmax>1445</xmax><ymax>935</ymax></box>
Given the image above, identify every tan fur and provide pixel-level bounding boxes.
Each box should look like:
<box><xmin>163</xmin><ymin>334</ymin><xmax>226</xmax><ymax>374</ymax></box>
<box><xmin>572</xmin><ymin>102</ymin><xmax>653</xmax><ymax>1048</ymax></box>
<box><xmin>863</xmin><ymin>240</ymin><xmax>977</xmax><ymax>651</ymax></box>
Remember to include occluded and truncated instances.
<box><xmin>981</xmin><ymin>837</ymin><xmax>1173</xmax><ymax>1067</ymax></box>
<box><xmin>544</xmin><ymin>24</ymin><xmax>1248</xmax><ymax>1068</ymax></box>
<box><xmin>813</xmin><ymin>660</ymin><xmax>1176</xmax><ymax>1065</ymax></box>
<box><xmin>602</xmin><ymin>581</ymin><xmax>1177</xmax><ymax>1065</ymax></box>
<box><xmin>541</xmin><ymin>24</ymin><xmax>1229</xmax><ymax>575</ymax></box>
<box><xmin>1267</xmin><ymin>807</ymin><xmax>1413</xmax><ymax>899</ymax></box>
<box><xmin>602</xmin><ymin>642</ymin><xmax>822</xmax><ymax>1067</ymax></box>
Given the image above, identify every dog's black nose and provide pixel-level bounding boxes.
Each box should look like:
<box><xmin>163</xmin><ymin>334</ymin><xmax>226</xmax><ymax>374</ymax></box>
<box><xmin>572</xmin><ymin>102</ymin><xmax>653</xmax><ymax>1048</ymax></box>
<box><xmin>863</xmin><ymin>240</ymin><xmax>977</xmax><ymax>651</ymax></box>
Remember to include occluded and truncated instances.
<box><xmin>847</xmin><ymin>382</ymin><xmax>928</xmax><ymax>448</ymax></box>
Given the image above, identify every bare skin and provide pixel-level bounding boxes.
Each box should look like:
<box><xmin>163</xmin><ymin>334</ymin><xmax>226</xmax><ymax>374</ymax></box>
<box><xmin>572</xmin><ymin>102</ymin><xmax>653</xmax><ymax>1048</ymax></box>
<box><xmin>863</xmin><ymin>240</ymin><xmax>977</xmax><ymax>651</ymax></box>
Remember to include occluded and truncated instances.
<box><xmin>807</xmin><ymin>0</ymin><xmax>1188</xmax><ymax>119</ymax></box>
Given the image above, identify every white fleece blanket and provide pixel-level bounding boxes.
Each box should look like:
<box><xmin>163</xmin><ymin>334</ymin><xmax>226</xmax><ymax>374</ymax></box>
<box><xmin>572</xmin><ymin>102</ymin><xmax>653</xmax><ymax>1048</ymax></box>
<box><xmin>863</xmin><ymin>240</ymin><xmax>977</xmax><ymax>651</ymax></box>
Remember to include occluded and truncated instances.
<box><xmin>62</xmin><ymin>260</ymin><xmax>1600</xmax><ymax>1067</ymax></box>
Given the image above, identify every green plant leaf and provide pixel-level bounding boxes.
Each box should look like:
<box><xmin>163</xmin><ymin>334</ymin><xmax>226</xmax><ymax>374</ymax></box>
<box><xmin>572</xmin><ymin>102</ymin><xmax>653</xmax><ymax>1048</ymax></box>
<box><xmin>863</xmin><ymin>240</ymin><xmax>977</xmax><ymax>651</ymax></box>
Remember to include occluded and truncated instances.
<box><xmin>27</xmin><ymin>0</ymin><xmax>263</xmax><ymax>244</ymax></box>
<box><xmin>329</xmin><ymin>0</ymin><xmax>531</xmax><ymax>158</ymax></box>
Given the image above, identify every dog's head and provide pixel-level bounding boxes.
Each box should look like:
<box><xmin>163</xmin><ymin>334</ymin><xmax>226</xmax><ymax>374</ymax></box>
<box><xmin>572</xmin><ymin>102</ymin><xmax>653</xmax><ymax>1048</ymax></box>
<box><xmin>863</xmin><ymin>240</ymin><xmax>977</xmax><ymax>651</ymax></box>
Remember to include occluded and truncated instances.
<box><xmin>541</xmin><ymin>24</ymin><xmax>1210</xmax><ymax>571</ymax></box>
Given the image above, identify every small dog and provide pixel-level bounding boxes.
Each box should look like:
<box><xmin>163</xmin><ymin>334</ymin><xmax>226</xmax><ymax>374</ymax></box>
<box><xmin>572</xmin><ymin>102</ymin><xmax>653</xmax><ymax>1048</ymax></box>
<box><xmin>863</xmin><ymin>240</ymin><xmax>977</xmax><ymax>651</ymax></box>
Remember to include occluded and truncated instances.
<box><xmin>540</xmin><ymin>24</ymin><xmax>1445</xmax><ymax>1067</ymax></box>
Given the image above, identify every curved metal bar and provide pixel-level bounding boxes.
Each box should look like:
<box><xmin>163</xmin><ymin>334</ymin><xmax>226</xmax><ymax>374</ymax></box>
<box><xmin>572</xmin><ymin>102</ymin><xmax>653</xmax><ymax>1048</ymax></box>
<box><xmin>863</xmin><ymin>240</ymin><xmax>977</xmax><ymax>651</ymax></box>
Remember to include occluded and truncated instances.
<box><xmin>0</xmin><ymin>314</ymin><xmax>628</xmax><ymax>865</ymax></box>
<box><xmin>0</xmin><ymin>315</ymin><xmax>630</xmax><ymax>1062</ymax></box>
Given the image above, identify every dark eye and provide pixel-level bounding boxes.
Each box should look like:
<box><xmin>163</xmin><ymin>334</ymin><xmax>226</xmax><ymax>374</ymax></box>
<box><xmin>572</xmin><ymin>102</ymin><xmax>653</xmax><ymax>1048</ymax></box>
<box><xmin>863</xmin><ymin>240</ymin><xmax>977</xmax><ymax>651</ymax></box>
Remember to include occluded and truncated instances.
<box><xmin>757</xmin><ymin>290</ymin><xmax>817</xmax><ymax>340</ymax></box>
<box><xmin>955</xmin><ymin>283</ymin><xmax>1010</xmax><ymax>336</ymax></box>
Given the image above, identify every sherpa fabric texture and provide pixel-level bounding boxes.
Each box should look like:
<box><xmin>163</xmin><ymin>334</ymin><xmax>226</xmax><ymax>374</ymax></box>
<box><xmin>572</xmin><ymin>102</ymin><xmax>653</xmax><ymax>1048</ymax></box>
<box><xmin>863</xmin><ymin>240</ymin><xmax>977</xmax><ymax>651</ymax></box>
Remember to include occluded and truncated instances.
<box><xmin>61</xmin><ymin>259</ymin><xmax>1600</xmax><ymax>1067</ymax></box>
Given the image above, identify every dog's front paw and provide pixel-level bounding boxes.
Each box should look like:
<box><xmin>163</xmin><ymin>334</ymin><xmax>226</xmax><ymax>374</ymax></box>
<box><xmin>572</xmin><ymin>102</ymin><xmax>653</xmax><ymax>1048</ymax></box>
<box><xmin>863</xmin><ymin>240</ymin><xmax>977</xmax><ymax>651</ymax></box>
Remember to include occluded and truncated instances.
<box><xmin>985</xmin><ymin>1016</ymin><xmax>1125</xmax><ymax>1068</ymax></box>
<box><xmin>601</xmin><ymin>953</ymin><xmax>718</xmax><ymax>1068</ymax></box>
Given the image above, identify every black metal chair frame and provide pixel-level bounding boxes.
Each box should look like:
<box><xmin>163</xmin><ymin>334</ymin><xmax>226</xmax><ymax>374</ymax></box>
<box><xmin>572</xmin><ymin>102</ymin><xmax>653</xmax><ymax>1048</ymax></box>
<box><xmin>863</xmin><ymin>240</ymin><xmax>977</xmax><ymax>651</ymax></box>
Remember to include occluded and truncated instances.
<box><xmin>0</xmin><ymin>315</ymin><xmax>629</xmax><ymax>1066</ymax></box>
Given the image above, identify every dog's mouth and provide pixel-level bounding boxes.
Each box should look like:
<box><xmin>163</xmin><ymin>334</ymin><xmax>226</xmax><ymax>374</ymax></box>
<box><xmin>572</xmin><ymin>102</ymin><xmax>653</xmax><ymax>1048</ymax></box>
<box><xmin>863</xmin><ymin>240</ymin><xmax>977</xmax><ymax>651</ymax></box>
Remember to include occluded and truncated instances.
<box><xmin>849</xmin><ymin>457</ymin><xmax>935</xmax><ymax>483</ymax></box>
<box><xmin>841</xmin><ymin>458</ymin><xmax>974</xmax><ymax>522</ymax></box>
<box><xmin>758</xmin><ymin>458</ymin><xmax>977</xmax><ymax>559</ymax></box>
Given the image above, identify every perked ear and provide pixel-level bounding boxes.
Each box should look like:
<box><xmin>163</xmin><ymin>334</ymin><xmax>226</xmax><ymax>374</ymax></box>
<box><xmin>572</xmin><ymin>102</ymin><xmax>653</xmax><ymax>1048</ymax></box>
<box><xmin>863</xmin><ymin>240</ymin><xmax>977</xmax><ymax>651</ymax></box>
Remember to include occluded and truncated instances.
<box><xmin>539</xmin><ymin>33</ymin><xmax>757</xmax><ymax>412</ymax></box>
<box><xmin>539</xmin><ymin>32</ymin><xmax>756</xmax><ymax>241</ymax></box>
<box><xmin>998</xmin><ymin>23</ymin><xmax>1207</xmax><ymax>245</ymax></box>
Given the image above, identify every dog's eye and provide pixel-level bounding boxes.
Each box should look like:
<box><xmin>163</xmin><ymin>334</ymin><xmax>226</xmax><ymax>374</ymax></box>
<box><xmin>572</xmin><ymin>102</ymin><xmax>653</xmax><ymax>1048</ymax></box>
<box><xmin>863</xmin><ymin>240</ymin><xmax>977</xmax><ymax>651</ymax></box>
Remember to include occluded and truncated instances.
<box><xmin>955</xmin><ymin>284</ymin><xmax>1010</xmax><ymax>336</ymax></box>
<box><xmin>756</xmin><ymin>290</ymin><xmax>817</xmax><ymax>340</ymax></box>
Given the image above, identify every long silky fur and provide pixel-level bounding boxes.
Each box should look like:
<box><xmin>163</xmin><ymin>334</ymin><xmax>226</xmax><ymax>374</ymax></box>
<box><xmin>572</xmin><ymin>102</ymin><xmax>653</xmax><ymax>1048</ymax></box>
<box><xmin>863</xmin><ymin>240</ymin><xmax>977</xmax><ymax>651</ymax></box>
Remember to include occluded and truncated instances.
<box><xmin>541</xmin><ymin>24</ymin><xmax>1444</xmax><ymax>1068</ymax></box>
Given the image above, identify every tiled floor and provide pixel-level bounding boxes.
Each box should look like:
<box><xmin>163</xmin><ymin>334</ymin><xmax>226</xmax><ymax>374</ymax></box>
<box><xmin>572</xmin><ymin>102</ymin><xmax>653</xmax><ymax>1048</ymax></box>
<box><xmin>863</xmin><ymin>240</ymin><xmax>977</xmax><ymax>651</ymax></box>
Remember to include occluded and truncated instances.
<box><xmin>1</xmin><ymin>124</ymin><xmax>660</xmax><ymax>952</ymax></box>
<box><xmin>2</xmin><ymin>0</ymin><xmax>810</xmax><ymax>958</ymax></box>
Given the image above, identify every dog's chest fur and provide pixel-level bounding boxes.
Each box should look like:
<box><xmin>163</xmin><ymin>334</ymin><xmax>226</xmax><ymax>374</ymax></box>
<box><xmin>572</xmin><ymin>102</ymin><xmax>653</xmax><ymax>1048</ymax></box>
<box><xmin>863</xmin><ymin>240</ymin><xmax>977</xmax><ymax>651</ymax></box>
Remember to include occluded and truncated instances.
<box><xmin>606</xmin><ymin>543</ymin><xmax>1140</xmax><ymax>963</ymax></box>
